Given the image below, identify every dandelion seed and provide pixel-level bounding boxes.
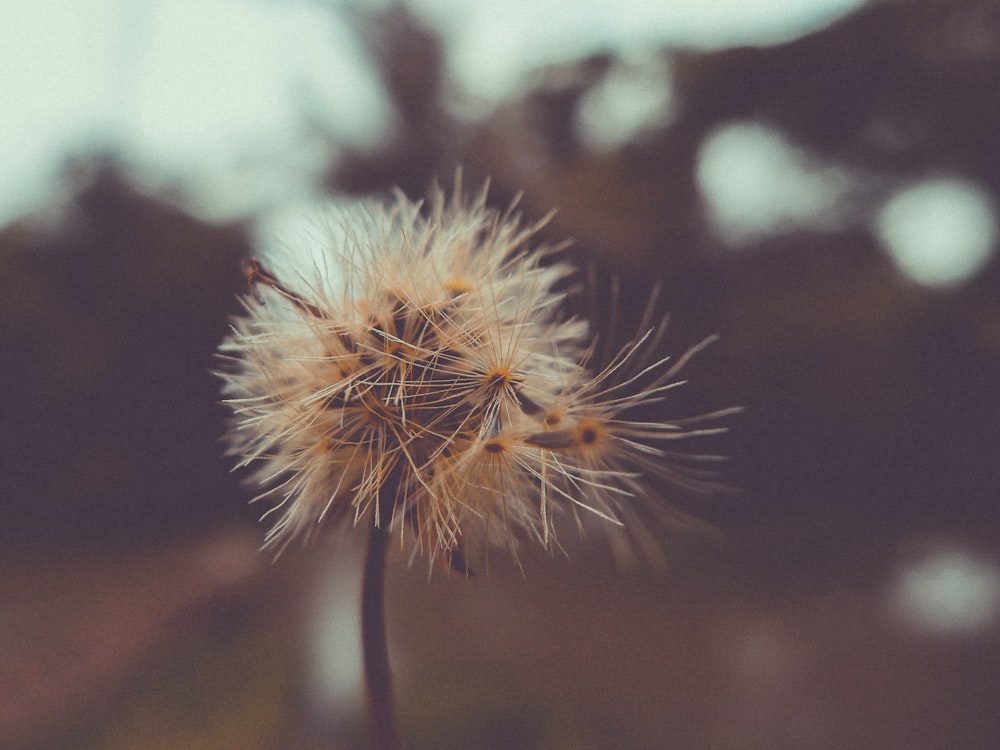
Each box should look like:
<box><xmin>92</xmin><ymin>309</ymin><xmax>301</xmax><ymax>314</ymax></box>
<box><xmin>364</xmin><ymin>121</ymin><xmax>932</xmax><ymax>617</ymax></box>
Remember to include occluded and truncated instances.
<box><xmin>217</xmin><ymin>179</ymin><xmax>734</xmax><ymax>571</ymax></box>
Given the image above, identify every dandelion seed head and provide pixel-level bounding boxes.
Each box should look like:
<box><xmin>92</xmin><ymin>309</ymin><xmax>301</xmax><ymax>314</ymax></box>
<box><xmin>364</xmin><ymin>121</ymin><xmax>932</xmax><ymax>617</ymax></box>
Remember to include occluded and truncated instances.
<box><xmin>217</xmin><ymin>180</ymin><xmax>733</xmax><ymax>570</ymax></box>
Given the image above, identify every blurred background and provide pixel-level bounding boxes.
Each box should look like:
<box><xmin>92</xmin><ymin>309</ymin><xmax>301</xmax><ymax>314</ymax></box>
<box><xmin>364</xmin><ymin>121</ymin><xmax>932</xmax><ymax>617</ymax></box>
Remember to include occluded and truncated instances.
<box><xmin>2</xmin><ymin>0</ymin><xmax>999</xmax><ymax>747</ymax></box>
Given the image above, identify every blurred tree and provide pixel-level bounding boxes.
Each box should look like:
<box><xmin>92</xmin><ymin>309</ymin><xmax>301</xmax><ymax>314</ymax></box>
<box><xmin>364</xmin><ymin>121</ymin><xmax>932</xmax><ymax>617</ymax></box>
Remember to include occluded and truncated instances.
<box><xmin>0</xmin><ymin>160</ymin><xmax>252</xmax><ymax>550</ymax></box>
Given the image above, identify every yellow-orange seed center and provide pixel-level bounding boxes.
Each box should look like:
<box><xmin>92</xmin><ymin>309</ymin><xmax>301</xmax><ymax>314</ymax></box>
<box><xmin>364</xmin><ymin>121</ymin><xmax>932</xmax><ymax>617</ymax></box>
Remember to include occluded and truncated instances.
<box><xmin>486</xmin><ymin>368</ymin><xmax>513</xmax><ymax>389</ymax></box>
<box><xmin>444</xmin><ymin>277</ymin><xmax>475</xmax><ymax>297</ymax></box>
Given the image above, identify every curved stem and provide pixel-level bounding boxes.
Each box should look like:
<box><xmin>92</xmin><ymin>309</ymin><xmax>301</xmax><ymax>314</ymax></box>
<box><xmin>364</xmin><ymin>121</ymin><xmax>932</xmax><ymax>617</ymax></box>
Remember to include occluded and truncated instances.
<box><xmin>362</xmin><ymin>522</ymin><xmax>401</xmax><ymax>750</ymax></box>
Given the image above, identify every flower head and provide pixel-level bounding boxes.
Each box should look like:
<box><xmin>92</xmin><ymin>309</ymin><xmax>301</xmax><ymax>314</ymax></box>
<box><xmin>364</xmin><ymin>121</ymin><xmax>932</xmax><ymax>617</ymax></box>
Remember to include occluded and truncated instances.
<box><xmin>217</xmin><ymin>181</ymin><xmax>734</xmax><ymax>570</ymax></box>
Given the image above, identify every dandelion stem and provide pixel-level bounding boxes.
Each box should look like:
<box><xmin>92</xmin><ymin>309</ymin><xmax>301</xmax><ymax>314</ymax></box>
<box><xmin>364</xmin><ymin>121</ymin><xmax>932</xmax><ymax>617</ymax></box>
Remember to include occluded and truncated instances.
<box><xmin>362</xmin><ymin>520</ymin><xmax>402</xmax><ymax>750</ymax></box>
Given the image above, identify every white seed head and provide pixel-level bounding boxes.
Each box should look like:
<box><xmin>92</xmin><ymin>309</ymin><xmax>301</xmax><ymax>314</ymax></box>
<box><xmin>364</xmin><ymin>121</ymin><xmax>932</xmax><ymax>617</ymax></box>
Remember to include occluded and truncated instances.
<box><xmin>217</xmin><ymin>181</ymin><xmax>733</xmax><ymax>570</ymax></box>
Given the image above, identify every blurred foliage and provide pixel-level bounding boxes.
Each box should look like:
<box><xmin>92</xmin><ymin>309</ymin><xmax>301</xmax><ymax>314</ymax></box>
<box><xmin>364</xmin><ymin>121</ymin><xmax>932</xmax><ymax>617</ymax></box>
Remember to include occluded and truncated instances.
<box><xmin>338</xmin><ymin>0</ymin><xmax>1000</xmax><ymax>577</ymax></box>
<box><xmin>0</xmin><ymin>161</ymin><xmax>252</xmax><ymax>550</ymax></box>
<box><xmin>1</xmin><ymin>0</ymin><xmax>999</xmax><ymax>748</ymax></box>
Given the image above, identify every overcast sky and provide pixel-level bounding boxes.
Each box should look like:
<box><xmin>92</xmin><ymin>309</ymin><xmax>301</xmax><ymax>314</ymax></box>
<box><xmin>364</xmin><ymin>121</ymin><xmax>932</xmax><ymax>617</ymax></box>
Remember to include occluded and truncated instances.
<box><xmin>5</xmin><ymin>0</ymin><xmax>995</xmax><ymax>288</ymax></box>
<box><xmin>0</xmin><ymin>0</ymin><xmax>866</xmax><ymax>224</ymax></box>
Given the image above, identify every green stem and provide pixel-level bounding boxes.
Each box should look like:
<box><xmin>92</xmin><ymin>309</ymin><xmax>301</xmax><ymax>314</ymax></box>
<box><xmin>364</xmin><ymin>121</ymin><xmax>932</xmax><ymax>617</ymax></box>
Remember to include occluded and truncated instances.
<box><xmin>362</xmin><ymin>521</ymin><xmax>401</xmax><ymax>750</ymax></box>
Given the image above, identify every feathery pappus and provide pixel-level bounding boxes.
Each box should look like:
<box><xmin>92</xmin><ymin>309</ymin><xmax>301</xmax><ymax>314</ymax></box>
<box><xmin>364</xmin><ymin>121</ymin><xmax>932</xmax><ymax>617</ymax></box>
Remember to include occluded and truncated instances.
<box><xmin>216</xmin><ymin>180</ymin><xmax>737</xmax><ymax>572</ymax></box>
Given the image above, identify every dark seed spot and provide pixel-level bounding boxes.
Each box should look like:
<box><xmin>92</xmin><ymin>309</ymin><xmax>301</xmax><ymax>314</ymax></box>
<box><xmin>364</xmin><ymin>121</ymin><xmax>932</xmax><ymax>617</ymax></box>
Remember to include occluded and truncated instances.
<box><xmin>445</xmin><ymin>545</ymin><xmax>476</xmax><ymax>576</ymax></box>
<box><xmin>486</xmin><ymin>371</ymin><xmax>509</xmax><ymax>388</ymax></box>
<box><xmin>335</xmin><ymin>329</ymin><xmax>356</xmax><ymax>350</ymax></box>
<box><xmin>516</xmin><ymin>388</ymin><xmax>543</xmax><ymax>415</ymax></box>
<box><xmin>524</xmin><ymin>430</ymin><xmax>576</xmax><ymax>450</ymax></box>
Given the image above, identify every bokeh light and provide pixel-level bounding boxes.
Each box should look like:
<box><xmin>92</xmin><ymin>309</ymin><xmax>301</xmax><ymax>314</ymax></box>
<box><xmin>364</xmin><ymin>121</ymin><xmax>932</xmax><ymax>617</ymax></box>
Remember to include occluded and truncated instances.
<box><xmin>576</xmin><ymin>55</ymin><xmax>675</xmax><ymax>151</ymax></box>
<box><xmin>890</xmin><ymin>545</ymin><xmax>1000</xmax><ymax>635</ymax></box>
<box><xmin>696</xmin><ymin>120</ymin><xmax>852</xmax><ymax>245</ymax></box>
<box><xmin>875</xmin><ymin>178</ymin><xmax>998</xmax><ymax>288</ymax></box>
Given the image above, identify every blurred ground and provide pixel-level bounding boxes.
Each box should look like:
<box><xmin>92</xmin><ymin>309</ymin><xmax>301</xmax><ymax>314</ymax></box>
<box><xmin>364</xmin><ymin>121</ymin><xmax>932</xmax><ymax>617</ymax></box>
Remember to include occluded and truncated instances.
<box><xmin>1</xmin><ymin>0</ymin><xmax>999</xmax><ymax>747</ymax></box>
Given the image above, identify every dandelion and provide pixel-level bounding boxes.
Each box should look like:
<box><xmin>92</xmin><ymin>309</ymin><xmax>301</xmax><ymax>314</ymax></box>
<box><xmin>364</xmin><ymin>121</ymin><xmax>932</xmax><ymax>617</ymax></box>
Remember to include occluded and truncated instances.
<box><xmin>216</xmin><ymin>178</ymin><xmax>736</xmax><ymax>748</ymax></box>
